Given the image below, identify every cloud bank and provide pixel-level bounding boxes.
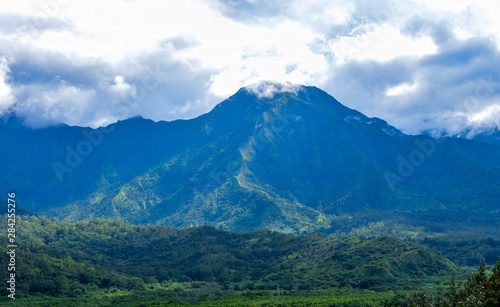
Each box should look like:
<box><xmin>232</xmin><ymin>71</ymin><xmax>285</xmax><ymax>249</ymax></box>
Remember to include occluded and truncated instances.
<box><xmin>245</xmin><ymin>81</ymin><xmax>303</xmax><ymax>99</ymax></box>
<box><xmin>0</xmin><ymin>0</ymin><xmax>499</xmax><ymax>136</ymax></box>
<box><xmin>0</xmin><ymin>58</ymin><xmax>15</xmax><ymax>113</ymax></box>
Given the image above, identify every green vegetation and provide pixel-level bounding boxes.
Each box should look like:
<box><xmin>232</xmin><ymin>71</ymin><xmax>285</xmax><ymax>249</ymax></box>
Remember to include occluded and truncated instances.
<box><xmin>0</xmin><ymin>215</ymin><xmax>464</xmax><ymax>306</ymax></box>
<box><xmin>409</xmin><ymin>259</ymin><xmax>500</xmax><ymax>306</ymax></box>
<box><xmin>419</xmin><ymin>237</ymin><xmax>500</xmax><ymax>267</ymax></box>
<box><xmin>1</xmin><ymin>287</ymin><xmax>410</xmax><ymax>306</ymax></box>
<box><xmin>326</xmin><ymin>211</ymin><xmax>500</xmax><ymax>240</ymax></box>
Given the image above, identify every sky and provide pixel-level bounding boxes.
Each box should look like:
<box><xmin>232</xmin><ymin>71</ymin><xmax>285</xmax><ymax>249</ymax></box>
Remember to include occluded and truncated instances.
<box><xmin>1</xmin><ymin>0</ymin><xmax>500</xmax><ymax>136</ymax></box>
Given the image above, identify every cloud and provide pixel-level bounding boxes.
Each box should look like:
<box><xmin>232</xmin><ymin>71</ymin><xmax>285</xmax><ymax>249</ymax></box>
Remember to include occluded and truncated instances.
<box><xmin>469</xmin><ymin>105</ymin><xmax>500</xmax><ymax>129</ymax></box>
<box><xmin>0</xmin><ymin>0</ymin><xmax>499</xmax><ymax>138</ymax></box>
<box><xmin>331</xmin><ymin>24</ymin><xmax>438</xmax><ymax>64</ymax></box>
<box><xmin>0</xmin><ymin>15</ymin><xmax>216</xmax><ymax>127</ymax></box>
<box><xmin>0</xmin><ymin>13</ymin><xmax>73</xmax><ymax>39</ymax></box>
<box><xmin>402</xmin><ymin>17</ymin><xmax>453</xmax><ymax>45</ymax></box>
<box><xmin>0</xmin><ymin>58</ymin><xmax>15</xmax><ymax>113</ymax></box>
<box><xmin>326</xmin><ymin>33</ymin><xmax>500</xmax><ymax>135</ymax></box>
<box><xmin>386</xmin><ymin>83</ymin><xmax>418</xmax><ymax>97</ymax></box>
<box><xmin>245</xmin><ymin>80</ymin><xmax>303</xmax><ymax>99</ymax></box>
<box><xmin>107</xmin><ymin>76</ymin><xmax>136</xmax><ymax>99</ymax></box>
<box><xmin>14</xmin><ymin>81</ymin><xmax>96</xmax><ymax>128</ymax></box>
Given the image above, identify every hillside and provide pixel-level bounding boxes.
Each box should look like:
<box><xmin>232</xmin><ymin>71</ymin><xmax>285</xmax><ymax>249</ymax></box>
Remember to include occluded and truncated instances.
<box><xmin>0</xmin><ymin>215</ymin><xmax>459</xmax><ymax>305</ymax></box>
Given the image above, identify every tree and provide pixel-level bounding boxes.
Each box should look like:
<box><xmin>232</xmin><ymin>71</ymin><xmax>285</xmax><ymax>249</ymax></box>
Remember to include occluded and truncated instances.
<box><xmin>409</xmin><ymin>258</ymin><xmax>500</xmax><ymax>307</ymax></box>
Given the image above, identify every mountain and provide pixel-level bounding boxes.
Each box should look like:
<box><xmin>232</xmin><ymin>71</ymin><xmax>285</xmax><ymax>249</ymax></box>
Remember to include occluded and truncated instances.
<box><xmin>1</xmin><ymin>83</ymin><xmax>500</xmax><ymax>235</ymax></box>
<box><xmin>430</xmin><ymin>126</ymin><xmax>500</xmax><ymax>147</ymax></box>
<box><xmin>472</xmin><ymin>128</ymin><xmax>500</xmax><ymax>146</ymax></box>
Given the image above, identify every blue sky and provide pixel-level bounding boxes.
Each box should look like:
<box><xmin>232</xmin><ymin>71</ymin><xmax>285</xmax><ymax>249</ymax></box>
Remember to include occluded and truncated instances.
<box><xmin>0</xmin><ymin>0</ymin><xmax>499</xmax><ymax>137</ymax></box>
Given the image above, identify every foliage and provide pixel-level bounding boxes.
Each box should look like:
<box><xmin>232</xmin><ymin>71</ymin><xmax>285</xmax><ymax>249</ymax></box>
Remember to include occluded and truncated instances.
<box><xmin>0</xmin><ymin>215</ymin><xmax>461</xmax><ymax>304</ymax></box>
<box><xmin>1</xmin><ymin>287</ymin><xmax>410</xmax><ymax>306</ymax></box>
<box><xmin>419</xmin><ymin>237</ymin><xmax>500</xmax><ymax>266</ymax></box>
<box><xmin>409</xmin><ymin>259</ymin><xmax>500</xmax><ymax>306</ymax></box>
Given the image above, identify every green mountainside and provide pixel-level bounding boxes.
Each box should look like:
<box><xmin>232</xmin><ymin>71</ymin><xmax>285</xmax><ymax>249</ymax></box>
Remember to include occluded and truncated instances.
<box><xmin>1</xmin><ymin>84</ymin><xmax>499</xmax><ymax>235</ymax></box>
<box><xmin>0</xmin><ymin>216</ymin><xmax>461</xmax><ymax>306</ymax></box>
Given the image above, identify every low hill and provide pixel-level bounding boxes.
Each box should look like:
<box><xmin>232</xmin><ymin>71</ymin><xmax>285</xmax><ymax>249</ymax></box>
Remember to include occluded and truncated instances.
<box><xmin>0</xmin><ymin>215</ymin><xmax>459</xmax><ymax>301</ymax></box>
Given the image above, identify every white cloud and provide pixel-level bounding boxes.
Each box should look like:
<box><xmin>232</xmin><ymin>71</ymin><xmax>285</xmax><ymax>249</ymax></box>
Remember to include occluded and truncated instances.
<box><xmin>413</xmin><ymin>0</ymin><xmax>500</xmax><ymax>44</ymax></box>
<box><xmin>426</xmin><ymin>103</ymin><xmax>500</xmax><ymax>137</ymax></box>
<box><xmin>469</xmin><ymin>104</ymin><xmax>500</xmax><ymax>127</ymax></box>
<box><xmin>189</xmin><ymin>19</ymin><xmax>327</xmax><ymax>97</ymax></box>
<box><xmin>1</xmin><ymin>0</ymin><xmax>330</xmax><ymax>116</ymax></box>
<box><xmin>386</xmin><ymin>82</ymin><xmax>418</xmax><ymax>97</ymax></box>
<box><xmin>289</xmin><ymin>0</ymin><xmax>354</xmax><ymax>30</ymax></box>
<box><xmin>108</xmin><ymin>76</ymin><xmax>136</xmax><ymax>99</ymax></box>
<box><xmin>0</xmin><ymin>58</ymin><xmax>15</xmax><ymax>113</ymax></box>
<box><xmin>15</xmin><ymin>82</ymin><xmax>96</xmax><ymax>128</ymax></box>
<box><xmin>245</xmin><ymin>80</ymin><xmax>303</xmax><ymax>99</ymax></box>
<box><xmin>331</xmin><ymin>24</ymin><xmax>438</xmax><ymax>64</ymax></box>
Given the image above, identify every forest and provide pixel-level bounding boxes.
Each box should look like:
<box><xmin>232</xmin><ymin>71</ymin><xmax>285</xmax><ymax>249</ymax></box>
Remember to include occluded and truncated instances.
<box><xmin>0</xmin><ymin>215</ymin><xmax>499</xmax><ymax>306</ymax></box>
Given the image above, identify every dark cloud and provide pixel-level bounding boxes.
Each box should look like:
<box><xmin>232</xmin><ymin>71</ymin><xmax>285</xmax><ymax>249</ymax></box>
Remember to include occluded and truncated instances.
<box><xmin>421</xmin><ymin>37</ymin><xmax>497</xmax><ymax>67</ymax></box>
<box><xmin>7</xmin><ymin>49</ymin><xmax>105</xmax><ymax>87</ymax></box>
<box><xmin>402</xmin><ymin>16</ymin><xmax>453</xmax><ymax>45</ymax></box>
<box><xmin>5</xmin><ymin>44</ymin><xmax>216</xmax><ymax>128</ymax></box>
<box><xmin>324</xmin><ymin>32</ymin><xmax>500</xmax><ymax>135</ymax></box>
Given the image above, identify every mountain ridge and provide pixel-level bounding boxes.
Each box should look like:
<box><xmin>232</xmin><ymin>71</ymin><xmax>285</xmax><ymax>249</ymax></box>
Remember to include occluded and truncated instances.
<box><xmin>1</xmin><ymin>83</ymin><xmax>499</xmax><ymax>235</ymax></box>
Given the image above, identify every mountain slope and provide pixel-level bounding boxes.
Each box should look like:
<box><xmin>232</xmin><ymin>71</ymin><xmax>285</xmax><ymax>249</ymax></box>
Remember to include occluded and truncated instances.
<box><xmin>1</xmin><ymin>83</ymin><xmax>499</xmax><ymax>234</ymax></box>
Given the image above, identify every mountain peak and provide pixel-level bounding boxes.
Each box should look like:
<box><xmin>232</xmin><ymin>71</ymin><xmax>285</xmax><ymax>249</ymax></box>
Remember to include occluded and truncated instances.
<box><xmin>2</xmin><ymin>83</ymin><xmax>500</xmax><ymax>237</ymax></box>
<box><xmin>243</xmin><ymin>80</ymin><xmax>304</xmax><ymax>99</ymax></box>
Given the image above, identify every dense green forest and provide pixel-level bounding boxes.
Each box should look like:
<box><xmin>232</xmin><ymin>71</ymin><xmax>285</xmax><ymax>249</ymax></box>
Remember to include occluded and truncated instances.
<box><xmin>409</xmin><ymin>260</ymin><xmax>500</xmax><ymax>306</ymax></box>
<box><xmin>0</xmin><ymin>215</ymin><xmax>499</xmax><ymax>305</ymax></box>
